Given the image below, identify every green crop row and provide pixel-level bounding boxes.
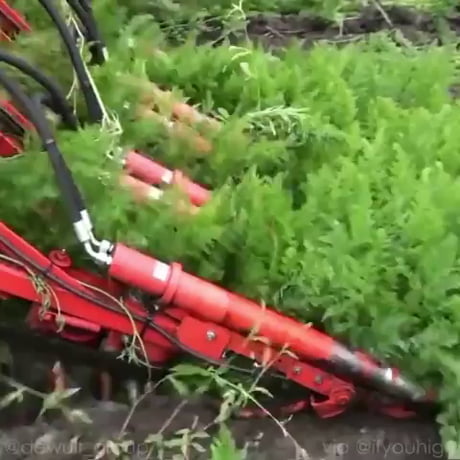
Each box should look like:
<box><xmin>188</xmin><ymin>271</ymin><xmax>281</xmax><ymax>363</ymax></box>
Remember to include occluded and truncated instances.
<box><xmin>119</xmin><ymin>0</ymin><xmax>458</xmax><ymax>20</ymax></box>
<box><xmin>3</xmin><ymin>0</ymin><xmax>460</xmax><ymax>456</ymax></box>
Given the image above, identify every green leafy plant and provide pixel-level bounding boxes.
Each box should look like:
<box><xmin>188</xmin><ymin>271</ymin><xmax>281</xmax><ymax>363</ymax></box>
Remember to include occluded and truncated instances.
<box><xmin>210</xmin><ymin>425</ymin><xmax>247</xmax><ymax>460</ymax></box>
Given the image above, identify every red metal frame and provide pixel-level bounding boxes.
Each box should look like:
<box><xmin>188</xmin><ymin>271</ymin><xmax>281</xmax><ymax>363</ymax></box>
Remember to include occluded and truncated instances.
<box><xmin>0</xmin><ymin>0</ymin><xmax>31</xmax><ymax>41</ymax></box>
<box><xmin>0</xmin><ymin>221</ymin><xmax>432</xmax><ymax>418</ymax></box>
<box><xmin>0</xmin><ymin>100</ymin><xmax>33</xmax><ymax>157</ymax></box>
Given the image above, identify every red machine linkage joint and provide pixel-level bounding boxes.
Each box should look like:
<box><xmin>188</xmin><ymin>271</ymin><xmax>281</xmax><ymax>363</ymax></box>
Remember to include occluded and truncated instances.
<box><xmin>109</xmin><ymin>243</ymin><xmax>336</xmax><ymax>360</ymax></box>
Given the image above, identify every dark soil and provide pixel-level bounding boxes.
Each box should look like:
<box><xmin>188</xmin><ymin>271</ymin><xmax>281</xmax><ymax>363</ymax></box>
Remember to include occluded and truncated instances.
<box><xmin>0</xmin><ymin>395</ymin><xmax>446</xmax><ymax>459</ymax></box>
<box><xmin>196</xmin><ymin>5</ymin><xmax>460</xmax><ymax>48</ymax></box>
<box><xmin>0</xmin><ymin>347</ymin><xmax>447</xmax><ymax>460</ymax></box>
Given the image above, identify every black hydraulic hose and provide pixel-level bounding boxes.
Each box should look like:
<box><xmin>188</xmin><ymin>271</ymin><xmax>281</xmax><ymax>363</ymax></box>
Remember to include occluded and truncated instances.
<box><xmin>37</xmin><ymin>0</ymin><xmax>104</xmax><ymax>123</ymax></box>
<box><xmin>26</xmin><ymin>91</ymin><xmax>86</xmax><ymax>216</ymax></box>
<box><xmin>77</xmin><ymin>0</ymin><xmax>91</xmax><ymax>10</ymax></box>
<box><xmin>0</xmin><ymin>69</ymin><xmax>85</xmax><ymax>223</ymax></box>
<box><xmin>0</xmin><ymin>50</ymin><xmax>78</xmax><ymax>129</ymax></box>
<box><xmin>66</xmin><ymin>0</ymin><xmax>107</xmax><ymax>65</ymax></box>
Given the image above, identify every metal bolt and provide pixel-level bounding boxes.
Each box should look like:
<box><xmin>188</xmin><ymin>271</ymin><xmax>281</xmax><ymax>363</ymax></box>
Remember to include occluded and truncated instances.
<box><xmin>314</xmin><ymin>375</ymin><xmax>323</xmax><ymax>385</ymax></box>
<box><xmin>293</xmin><ymin>366</ymin><xmax>302</xmax><ymax>375</ymax></box>
<box><xmin>206</xmin><ymin>330</ymin><xmax>217</xmax><ymax>341</ymax></box>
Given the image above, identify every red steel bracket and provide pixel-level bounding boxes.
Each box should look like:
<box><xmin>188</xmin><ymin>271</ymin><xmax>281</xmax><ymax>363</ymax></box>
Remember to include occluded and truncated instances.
<box><xmin>0</xmin><ymin>100</ymin><xmax>33</xmax><ymax>157</ymax></box>
<box><xmin>0</xmin><ymin>131</ymin><xmax>21</xmax><ymax>157</ymax></box>
<box><xmin>0</xmin><ymin>0</ymin><xmax>31</xmax><ymax>40</ymax></box>
<box><xmin>0</xmin><ymin>100</ymin><xmax>35</xmax><ymax>133</ymax></box>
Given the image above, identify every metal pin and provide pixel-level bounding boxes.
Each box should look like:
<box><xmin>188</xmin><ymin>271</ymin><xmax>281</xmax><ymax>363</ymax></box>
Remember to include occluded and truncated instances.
<box><xmin>206</xmin><ymin>330</ymin><xmax>216</xmax><ymax>341</ymax></box>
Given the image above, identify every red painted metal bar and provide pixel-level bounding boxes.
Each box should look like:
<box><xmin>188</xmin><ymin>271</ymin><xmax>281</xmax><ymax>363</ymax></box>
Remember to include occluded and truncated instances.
<box><xmin>0</xmin><ymin>131</ymin><xmax>20</xmax><ymax>156</ymax></box>
<box><xmin>0</xmin><ymin>100</ymin><xmax>34</xmax><ymax>157</ymax></box>
<box><xmin>0</xmin><ymin>0</ymin><xmax>31</xmax><ymax>40</ymax></box>
<box><xmin>0</xmin><ymin>100</ymin><xmax>34</xmax><ymax>132</ymax></box>
<box><xmin>109</xmin><ymin>243</ymin><xmax>336</xmax><ymax>361</ymax></box>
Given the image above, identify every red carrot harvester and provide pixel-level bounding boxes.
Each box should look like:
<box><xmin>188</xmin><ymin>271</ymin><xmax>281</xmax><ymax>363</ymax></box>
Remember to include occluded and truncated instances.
<box><xmin>0</xmin><ymin>67</ymin><xmax>436</xmax><ymax>420</ymax></box>
<box><xmin>0</xmin><ymin>0</ymin><xmax>436</xmax><ymax>420</ymax></box>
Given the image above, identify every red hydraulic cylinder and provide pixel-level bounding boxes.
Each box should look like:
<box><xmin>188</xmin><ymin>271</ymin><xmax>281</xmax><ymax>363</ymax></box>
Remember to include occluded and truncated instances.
<box><xmin>109</xmin><ymin>243</ymin><xmax>335</xmax><ymax>361</ymax></box>
<box><xmin>124</xmin><ymin>151</ymin><xmax>171</xmax><ymax>184</ymax></box>
<box><xmin>124</xmin><ymin>151</ymin><xmax>211</xmax><ymax>206</ymax></box>
<box><xmin>108</xmin><ymin>243</ymin><xmax>428</xmax><ymax>404</ymax></box>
